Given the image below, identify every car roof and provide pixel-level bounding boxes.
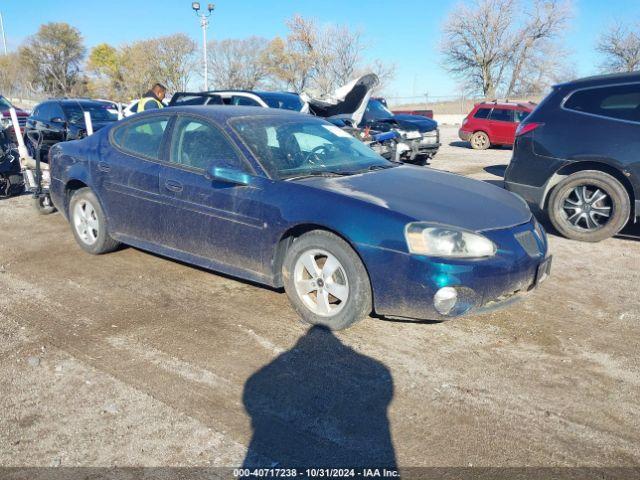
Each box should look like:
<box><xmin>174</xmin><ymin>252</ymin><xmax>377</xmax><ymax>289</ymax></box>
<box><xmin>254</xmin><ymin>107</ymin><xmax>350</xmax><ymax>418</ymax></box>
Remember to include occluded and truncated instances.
<box><xmin>476</xmin><ymin>101</ymin><xmax>535</xmax><ymax>110</ymax></box>
<box><xmin>555</xmin><ymin>71</ymin><xmax>640</xmax><ymax>89</ymax></box>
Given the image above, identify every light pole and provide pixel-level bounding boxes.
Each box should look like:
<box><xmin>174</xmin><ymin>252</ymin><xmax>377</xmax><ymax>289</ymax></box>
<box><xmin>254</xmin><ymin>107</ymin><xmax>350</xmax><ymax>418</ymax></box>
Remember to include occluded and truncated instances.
<box><xmin>192</xmin><ymin>2</ymin><xmax>214</xmax><ymax>91</ymax></box>
<box><xmin>0</xmin><ymin>12</ymin><xmax>8</xmax><ymax>55</ymax></box>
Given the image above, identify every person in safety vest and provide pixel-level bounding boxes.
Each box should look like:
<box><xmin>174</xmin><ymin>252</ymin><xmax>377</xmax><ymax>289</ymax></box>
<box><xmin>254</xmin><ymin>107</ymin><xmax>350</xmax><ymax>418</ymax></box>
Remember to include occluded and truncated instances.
<box><xmin>136</xmin><ymin>83</ymin><xmax>167</xmax><ymax>112</ymax></box>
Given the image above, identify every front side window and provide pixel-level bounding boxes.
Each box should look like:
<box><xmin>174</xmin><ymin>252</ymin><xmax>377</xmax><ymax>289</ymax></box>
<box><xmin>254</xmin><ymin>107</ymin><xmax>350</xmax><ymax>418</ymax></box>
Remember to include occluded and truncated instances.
<box><xmin>232</xmin><ymin>96</ymin><xmax>261</xmax><ymax>107</ymax></box>
<box><xmin>489</xmin><ymin>108</ymin><xmax>514</xmax><ymax>122</ymax></box>
<box><xmin>170</xmin><ymin>117</ymin><xmax>244</xmax><ymax>171</ymax></box>
<box><xmin>515</xmin><ymin>110</ymin><xmax>529</xmax><ymax>122</ymax></box>
<box><xmin>112</xmin><ymin>116</ymin><xmax>169</xmax><ymax>160</ymax></box>
<box><xmin>564</xmin><ymin>83</ymin><xmax>640</xmax><ymax>123</ymax></box>
<box><xmin>231</xmin><ymin>116</ymin><xmax>393</xmax><ymax>179</ymax></box>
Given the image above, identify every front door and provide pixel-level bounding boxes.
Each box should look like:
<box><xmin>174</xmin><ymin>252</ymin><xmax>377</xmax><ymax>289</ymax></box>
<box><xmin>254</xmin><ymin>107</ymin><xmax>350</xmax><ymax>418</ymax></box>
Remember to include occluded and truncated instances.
<box><xmin>158</xmin><ymin>115</ymin><xmax>267</xmax><ymax>274</ymax></box>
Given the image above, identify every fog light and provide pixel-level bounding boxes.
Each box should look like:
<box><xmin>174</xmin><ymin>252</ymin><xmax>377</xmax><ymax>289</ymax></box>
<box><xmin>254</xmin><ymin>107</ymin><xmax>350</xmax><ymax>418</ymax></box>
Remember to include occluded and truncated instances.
<box><xmin>434</xmin><ymin>287</ymin><xmax>458</xmax><ymax>315</ymax></box>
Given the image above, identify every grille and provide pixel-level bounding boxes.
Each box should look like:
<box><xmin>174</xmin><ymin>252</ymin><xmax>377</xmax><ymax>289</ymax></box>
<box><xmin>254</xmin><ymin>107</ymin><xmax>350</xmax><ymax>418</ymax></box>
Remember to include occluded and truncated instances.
<box><xmin>515</xmin><ymin>230</ymin><xmax>541</xmax><ymax>257</ymax></box>
<box><xmin>18</xmin><ymin>117</ymin><xmax>27</xmax><ymax>127</ymax></box>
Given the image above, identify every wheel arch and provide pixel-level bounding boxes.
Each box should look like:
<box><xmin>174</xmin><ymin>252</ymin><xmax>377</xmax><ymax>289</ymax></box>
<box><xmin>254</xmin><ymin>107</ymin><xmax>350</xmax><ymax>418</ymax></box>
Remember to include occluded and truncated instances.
<box><xmin>542</xmin><ymin>161</ymin><xmax>636</xmax><ymax>218</ymax></box>
<box><xmin>63</xmin><ymin>179</ymin><xmax>89</xmax><ymax>217</ymax></box>
<box><xmin>270</xmin><ymin>223</ymin><xmax>373</xmax><ymax>293</ymax></box>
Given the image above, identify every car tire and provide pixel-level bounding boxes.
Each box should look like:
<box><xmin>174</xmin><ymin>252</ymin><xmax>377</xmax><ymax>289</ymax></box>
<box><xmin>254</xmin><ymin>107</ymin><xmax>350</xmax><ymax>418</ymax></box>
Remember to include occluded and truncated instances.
<box><xmin>470</xmin><ymin>131</ymin><xmax>490</xmax><ymax>150</ymax></box>
<box><xmin>33</xmin><ymin>194</ymin><xmax>57</xmax><ymax>215</ymax></box>
<box><xmin>548</xmin><ymin>170</ymin><xmax>630</xmax><ymax>242</ymax></box>
<box><xmin>282</xmin><ymin>230</ymin><xmax>372</xmax><ymax>330</ymax></box>
<box><xmin>68</xmin><ymin>188</ymin><xmax>120</xmax><ymax>254</ymax></box>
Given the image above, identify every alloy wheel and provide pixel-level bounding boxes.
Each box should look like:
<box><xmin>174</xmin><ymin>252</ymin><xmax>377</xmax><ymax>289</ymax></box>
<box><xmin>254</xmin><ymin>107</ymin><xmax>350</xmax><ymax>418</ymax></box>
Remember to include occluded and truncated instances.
<box><xmin>73</xmin><ymin>199</ymin><xmax>100</xmax><ymax>245</ymax></box>
<box><xmin>562</xmin><ymin>184</ymin><xmax>612</xmax><ymax>231</ymax></box>
<box><xmin>293</xmin><ymin>249</ymin><xmax>349</xmax><ymax>317</ymax></box>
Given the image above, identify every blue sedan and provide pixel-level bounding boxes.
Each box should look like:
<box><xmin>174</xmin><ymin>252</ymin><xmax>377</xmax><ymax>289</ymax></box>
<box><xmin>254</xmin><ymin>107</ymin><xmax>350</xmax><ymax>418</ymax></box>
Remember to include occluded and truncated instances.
<box><xmin>48</xmin><ymin>106</ymin><xmax>551</xmax><ymax>330</ymax></box>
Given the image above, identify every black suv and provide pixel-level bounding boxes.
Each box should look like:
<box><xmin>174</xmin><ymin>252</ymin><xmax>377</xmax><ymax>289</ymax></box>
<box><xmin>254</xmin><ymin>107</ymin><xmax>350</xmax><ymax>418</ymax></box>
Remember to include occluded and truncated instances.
<box><xmin>505</xmin><ymin>72</ymin><xmax>640</xmax><ymax>242</ymax></box>
<box><xmin>24</xmin><ymin>99</ymin><xmax>119</xmax><ymax>160</ymax></box>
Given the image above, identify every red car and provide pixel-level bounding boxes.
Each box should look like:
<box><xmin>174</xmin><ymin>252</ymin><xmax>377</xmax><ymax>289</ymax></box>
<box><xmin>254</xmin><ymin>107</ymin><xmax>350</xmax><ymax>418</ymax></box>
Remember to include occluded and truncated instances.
<box><xmin>0</xmin><ymin>95</ymin><xmax>29</xmax><ymax>143</ymax></box>
<box><xmin>459</xmin><ymin>101</ymin><xmax>534</xmax><ymax>150</ymax></box>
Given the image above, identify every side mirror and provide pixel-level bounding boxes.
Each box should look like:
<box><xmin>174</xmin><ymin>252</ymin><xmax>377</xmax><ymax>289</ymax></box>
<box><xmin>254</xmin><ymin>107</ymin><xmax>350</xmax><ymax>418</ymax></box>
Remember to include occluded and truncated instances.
<box><xmin>206</xmin><ymin>166</ymin><xmax>251</xmax><ymax>186</ymax></box>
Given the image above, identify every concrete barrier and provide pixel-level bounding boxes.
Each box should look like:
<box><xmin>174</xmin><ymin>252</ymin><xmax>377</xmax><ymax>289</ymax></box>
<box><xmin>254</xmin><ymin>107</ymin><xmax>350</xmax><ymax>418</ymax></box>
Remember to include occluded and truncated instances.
<box><xmin>434</xmin><ymin>114</ymin><xmax>466</xmax><ymax>126</ymax></box>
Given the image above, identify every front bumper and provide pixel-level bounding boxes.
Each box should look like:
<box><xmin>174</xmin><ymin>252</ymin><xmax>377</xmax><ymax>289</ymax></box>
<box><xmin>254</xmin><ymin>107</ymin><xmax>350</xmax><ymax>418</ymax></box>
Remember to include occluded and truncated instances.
<box><xmin>357</xmin><ymin>218</ymin><xmax>550</xmax><ymax>321</ymax></box>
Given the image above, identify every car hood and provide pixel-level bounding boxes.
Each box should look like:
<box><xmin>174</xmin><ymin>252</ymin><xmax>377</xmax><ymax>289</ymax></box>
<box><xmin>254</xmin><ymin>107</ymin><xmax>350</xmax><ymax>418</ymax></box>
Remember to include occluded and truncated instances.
<box><xmin>1</xmin><ymin>108</ymin><xmax>28</xmax><ymax>117</ymax></box>
<box><xmin>301</xmin><ymin>166</ymin><xmax>531</xmax><ymax>232</ymax></box>
<box><xmin>370</xmin><ymin>115</ymin><xmax>437</xmax><ymax>133</ymax></box>
<box><xmin>302</xmin><ymin>73</ymin><xmax>379</xmax><ymax>125</ymax></box>
<box><xmin>392</xmin><ymin>114</ymin><xmax>438</xmax><ymax>131</ymax></box>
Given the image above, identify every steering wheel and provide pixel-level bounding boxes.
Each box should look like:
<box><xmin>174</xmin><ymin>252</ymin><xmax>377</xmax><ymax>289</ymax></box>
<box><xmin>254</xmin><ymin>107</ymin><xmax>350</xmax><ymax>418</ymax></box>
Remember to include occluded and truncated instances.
<box><xmin>304</xmin><ymin>145</ymin><xmax>331</xmax><ymax>166</ymax></box>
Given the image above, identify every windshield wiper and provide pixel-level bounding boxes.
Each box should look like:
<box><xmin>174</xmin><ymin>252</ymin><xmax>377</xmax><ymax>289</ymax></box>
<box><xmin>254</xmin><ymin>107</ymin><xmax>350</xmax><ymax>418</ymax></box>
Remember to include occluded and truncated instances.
<box><xmin>283</xmin><ymin>171</ymin><xmax>353</xmax><ymax>181</ymax></box>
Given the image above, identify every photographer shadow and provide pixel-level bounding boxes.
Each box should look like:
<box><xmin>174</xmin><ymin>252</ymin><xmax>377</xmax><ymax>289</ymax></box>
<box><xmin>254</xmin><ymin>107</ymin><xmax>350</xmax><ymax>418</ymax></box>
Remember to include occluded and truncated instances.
<box><xmin>242</xmin><ymin>326</ymin><xmax>397</xmax><ymax>469</ymax></box>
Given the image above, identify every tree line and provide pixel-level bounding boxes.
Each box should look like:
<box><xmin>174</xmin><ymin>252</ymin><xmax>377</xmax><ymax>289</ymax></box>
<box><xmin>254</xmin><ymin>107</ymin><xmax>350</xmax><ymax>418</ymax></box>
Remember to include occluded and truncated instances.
<box><xmin>0</xmin><ymin>3</ymin><xmax>638</xmax><ymax>102</ymax></box>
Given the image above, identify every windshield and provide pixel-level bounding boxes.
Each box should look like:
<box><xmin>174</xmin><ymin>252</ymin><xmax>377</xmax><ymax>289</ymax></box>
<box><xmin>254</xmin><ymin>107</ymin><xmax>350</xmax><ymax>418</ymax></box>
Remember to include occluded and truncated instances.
<box><xmin>230</xmin><ymin>116</ymin><xmax>393</xmax><ymax>179</ymax></box>
<box><xmin>364</xmin><ymin>99</ymin><xmax>394</xmax><ymax>121</ymax></box>
<box><xmin>0</xmin><ymin>96</ymin><xmax>14</xmax><ymax>111</ymax></box>
<box><xmin>258</xmin><ymin>93</ymin><xmax>304</xmax><ymax>112</ymax></box>
<box><xmin>63</xmin><ymin>102</ymin><xmax>118</xmax><ymax>124</ymax></box>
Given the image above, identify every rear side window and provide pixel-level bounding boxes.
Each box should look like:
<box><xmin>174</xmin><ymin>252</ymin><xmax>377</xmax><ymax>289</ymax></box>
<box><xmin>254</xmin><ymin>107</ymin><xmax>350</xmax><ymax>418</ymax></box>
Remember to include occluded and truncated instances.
<box><xmin>489</xmin><ymin>108</ymin><xmax>514</xmax><ymax>122</ymax></box>
<box><xmin>515</xmin><ymin>110</ymin><xmax>529</xmax><ymax>122</ymax></box>
<box><xmin>564</xmin><ymin>83</ymin><xmax>640</xmax><ymax>123</ymax></box>
<box><xmin>473</xmin><ymin>108</ymin><xmax>491</xmax><ymax>119</ymax></box>
<box><xmin>112</xmin><ymin>116</ymin><xmax>169</xmax><ymax>160</ymax></box>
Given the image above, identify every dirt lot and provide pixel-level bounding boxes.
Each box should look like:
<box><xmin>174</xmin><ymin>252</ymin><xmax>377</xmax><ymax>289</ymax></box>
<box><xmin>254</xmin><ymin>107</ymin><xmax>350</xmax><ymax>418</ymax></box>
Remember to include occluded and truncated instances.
<box><xmin>1</xmin><ymin>126</ymin><xmax>639</xmax><ymax>470</ymax></box>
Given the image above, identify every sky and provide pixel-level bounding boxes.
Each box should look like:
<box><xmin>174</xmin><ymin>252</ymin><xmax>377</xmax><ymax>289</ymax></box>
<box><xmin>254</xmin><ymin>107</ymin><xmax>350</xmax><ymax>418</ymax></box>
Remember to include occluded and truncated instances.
<box><xmin>1</xmin><ymin>0</ymin><xmax>639</xmax><ymax>99</ymax></box>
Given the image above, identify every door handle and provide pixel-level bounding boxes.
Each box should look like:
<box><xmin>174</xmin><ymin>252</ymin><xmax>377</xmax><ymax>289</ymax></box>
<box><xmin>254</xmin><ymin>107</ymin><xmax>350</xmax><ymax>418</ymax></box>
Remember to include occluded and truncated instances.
<box><xmin>165</xmin><ymin>180</ymin><xmax>183</xmax><ymax>193</ymax></box>
<box><xmin>97</xmin><ymin>162</ymin><xmax>111</xmax><ymax>172</ymax></box>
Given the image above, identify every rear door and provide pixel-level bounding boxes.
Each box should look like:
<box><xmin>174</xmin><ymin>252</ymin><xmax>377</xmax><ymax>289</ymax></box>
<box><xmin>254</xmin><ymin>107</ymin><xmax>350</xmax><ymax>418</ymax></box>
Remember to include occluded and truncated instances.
<box><xmin>97</xmin><ymin>114</ymin><xmax>171</xmax><ymax>241</ymax></box>
<box><xmin>487</xmin><ymin>108</ymin><xmax>516</xmax><ymax>144</ymax></box>
<box><xmin>158</xmin><ymin>114</ymin><xmax>267</xmax><ymax>273</ymax></box>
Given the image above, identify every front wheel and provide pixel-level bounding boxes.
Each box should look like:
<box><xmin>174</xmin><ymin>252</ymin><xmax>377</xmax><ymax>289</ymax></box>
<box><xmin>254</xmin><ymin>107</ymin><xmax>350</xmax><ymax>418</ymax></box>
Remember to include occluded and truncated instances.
<box><xmin>69</xmin><ymin>188</ymin><xmax>120</xmax><ymax>254</ymax></box>
<box><xmin>282</xmin><ymin>230</ymin><xmax>372</xmax><ymax>330</ymax></box>
<box><xmin>547</xmin><ymin>170</ymin><xmax>630</xmax><ymax>242</ymax></box>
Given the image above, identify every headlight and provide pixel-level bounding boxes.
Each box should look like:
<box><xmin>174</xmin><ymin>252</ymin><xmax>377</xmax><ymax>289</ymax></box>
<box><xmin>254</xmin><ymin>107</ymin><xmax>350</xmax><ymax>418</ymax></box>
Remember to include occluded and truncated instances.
<box><xmin>405</xmin><ymin>223</ymin><xmax>496</xmax><ymax>258</ymax></box>
<box><xmin>0</xmin><ymin>117</ymin><xmax>12</xmax><ymax>129</ymax></box>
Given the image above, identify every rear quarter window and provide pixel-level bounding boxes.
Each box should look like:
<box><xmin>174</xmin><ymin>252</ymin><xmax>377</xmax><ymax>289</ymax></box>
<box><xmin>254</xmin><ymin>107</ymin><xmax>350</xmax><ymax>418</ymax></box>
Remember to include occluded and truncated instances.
<box><xmin>473</xmin><ymin>108</ymin><xmax>491</xmax><ymax>119</ymax></box>
<box><xmin>564</xmin><ymin>83</ymin><xmax>640</xmax><ymax>123</ymax></box>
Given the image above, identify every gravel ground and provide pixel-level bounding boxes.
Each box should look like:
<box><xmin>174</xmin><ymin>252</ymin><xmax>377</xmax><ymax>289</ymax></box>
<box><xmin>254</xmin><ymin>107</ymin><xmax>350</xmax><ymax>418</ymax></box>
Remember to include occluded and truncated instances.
<box><xmin>1</xmin><ymin>126</ymin><xmax>639</xmax><ymax>470</ymax></box>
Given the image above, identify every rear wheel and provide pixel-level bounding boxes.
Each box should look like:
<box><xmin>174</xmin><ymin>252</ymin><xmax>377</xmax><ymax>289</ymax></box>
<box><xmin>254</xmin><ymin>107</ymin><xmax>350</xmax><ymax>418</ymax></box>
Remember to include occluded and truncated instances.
<box><xmin>470</xmin><ymin>131</ymin><xmax>490</xmax><ymax>150</ymax></box>
<box><xmin>282</xmin><ymin>230</ymin><xmax>372</xmax><ymax>330</ymax></box>
<box><xmin>69</xmin><ymin>188</ymin><xmax>120</xmax><ymax>254</ymax></box>
<box><xmin>548</xmin><ymin>170</ymin><xmax>630</xmax><ymax>242</ymax></box>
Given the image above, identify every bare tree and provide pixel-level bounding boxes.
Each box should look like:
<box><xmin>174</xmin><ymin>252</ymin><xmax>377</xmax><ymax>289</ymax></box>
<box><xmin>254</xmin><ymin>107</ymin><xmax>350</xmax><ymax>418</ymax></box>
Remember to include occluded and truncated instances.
<box><xmin>157</xmin><ymin>34</ymin><xmax>198</xmax><ymax>92</ymax></box>
<box><xmin>208</xmin><ymin>37</ymin><xmax>269</xmax><ymax>89</ymax></box>
<box><xmin>441</xmin><ymin>0</ymin><xmax>571</xmax><ymax>97</ymax></box>
<box><xmin>597</xmin><ymin>22</ymin><xmax>640</xmax><ymax>73</ymax></box>
<box><xmin>505</xmin><ymin>0</ymin><xmax>571</xmax><ymax>96</ymax></box>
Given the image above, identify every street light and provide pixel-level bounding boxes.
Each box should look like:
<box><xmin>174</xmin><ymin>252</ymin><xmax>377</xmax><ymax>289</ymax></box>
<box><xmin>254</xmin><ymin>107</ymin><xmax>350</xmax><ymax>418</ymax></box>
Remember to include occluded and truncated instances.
<box><xmin>192</xmin><ymin>2</ymin><xmax>214</xmax><ymax>91</ymax></box>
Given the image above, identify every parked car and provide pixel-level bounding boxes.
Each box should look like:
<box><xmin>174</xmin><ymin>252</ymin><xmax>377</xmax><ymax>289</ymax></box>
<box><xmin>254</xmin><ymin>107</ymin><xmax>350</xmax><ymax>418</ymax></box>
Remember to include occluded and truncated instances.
<box><xmin>0</xmin><ymin>95</ymin><xmax>29</xmax><ymax>143</ymax></box>
<box><xmin>48</xmin><ymin>106</ymin><xmax>551</xmax><ymax>330</ymax></box>
<box><xmin>459</xmin><ymin>101</ymin><xmax>535</xmax><ymax>150</ymax></box>
<box><xmin>505</xmin><ymin>72</ymin><xmax>640</xmax><ymax>242</ymax></box>
<box><xmin>169</xmin><ymin>90</ymin><xmax>306</xmax><ymax>112</ymax></box>
<box><xmin>304</xmin><ymin>75</ymin><xmax>441</xmax><ymax>164</ymax></box>
<box><xmin>24</xmin><ymin>99</ymin><xmax>119</xmax><ymax>160</ymax></box>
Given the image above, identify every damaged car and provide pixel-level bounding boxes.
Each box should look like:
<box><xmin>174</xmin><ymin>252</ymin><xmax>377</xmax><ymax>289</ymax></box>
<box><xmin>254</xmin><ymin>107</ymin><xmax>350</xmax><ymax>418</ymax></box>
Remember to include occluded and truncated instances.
<box><xmin>49</xmin><ymin>106</ymin><xmax>551</xmax><ymax>331</ymax></box>
<box><xmin>302</xmin><ymin>74</ymin><xmax>441</xmax><ymax>165</ymax></box>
